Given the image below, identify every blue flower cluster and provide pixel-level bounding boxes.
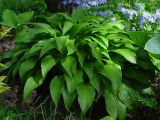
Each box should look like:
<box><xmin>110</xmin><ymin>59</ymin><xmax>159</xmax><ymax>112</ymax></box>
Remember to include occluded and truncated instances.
<box><xmin>118</xmin><ymin>3</ymin><xmax>160</xmax><ymax>29</ymax></box>
<box><xmin>138</xmin><ymin>9</ymin><xmax>160</xmax><ymax>29</ymax></box>
<box><xmin>62</xmin><ymin>0</ymin><xmax>107</xmax><ymax>8</ymax></box>
<box><xmin>93</xmin><ymin>10</ymin><xmax>113</xmax><ymax>16</ymax></box>
<box><xmin>118</xmin><ymin>4</ymin><xmax>138</xmax><ymax>20</ymax></box>
<box><xmin>156</xmin><ymin>9</ymin><xmax>160</xmax><ymax>20</ymax></box>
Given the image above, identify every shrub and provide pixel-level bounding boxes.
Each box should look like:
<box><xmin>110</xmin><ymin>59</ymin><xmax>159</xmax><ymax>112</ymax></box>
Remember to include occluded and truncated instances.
<box><xmin>1</xmin><ymin>8</ymin><xmax>157</xmax><ymax>119</ymax></box>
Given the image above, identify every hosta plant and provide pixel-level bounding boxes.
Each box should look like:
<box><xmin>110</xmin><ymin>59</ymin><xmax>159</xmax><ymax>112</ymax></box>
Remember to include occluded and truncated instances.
<box><xmin>1</xmin><ymin>8</ymin><xmax>156</xmax><ymax>120</ymax></box>
<box><xmin>1</xmin><ymin>9</ymin><xmax>34</xmax><ymax>28</ymax></box>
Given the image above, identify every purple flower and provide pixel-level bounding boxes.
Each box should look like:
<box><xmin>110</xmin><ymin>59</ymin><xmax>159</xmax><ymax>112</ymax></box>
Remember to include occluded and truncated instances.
<box><xmin>118</xmin><ymin>5</ymin><xmax>137</xmax><ymax>20</ymax></box>
<box><xmin>135</xmin><ymin>3</ymin><xmax>143</xmax><ymax>11</ymax></box>
<box><xmin>63</xmin><ymin>0</ymin><xmax>68</xmax><ymax>5</ymax></box>
<box><xmin>117</xmin><ymin>4</ymin><xmax>122</xmax><ymax>11</ymax></box>
<box><xmin>142</xmin><ymin>12</ymin><xmax>156</xmax><ymax>23</ymax></box>
<box><xmin>93</xmin><ymin>10</ymin><xmax>113</xmax><ymax>16</ymax></box>
<box><xmin>62</xmin><ymin>0</ymin><xmax>108</xmax><ymax>8</ymax></box>
<box><xmin>156</xmin><ymin>9</ymin><xmax>160</xmax><ymax>20</ymax></box>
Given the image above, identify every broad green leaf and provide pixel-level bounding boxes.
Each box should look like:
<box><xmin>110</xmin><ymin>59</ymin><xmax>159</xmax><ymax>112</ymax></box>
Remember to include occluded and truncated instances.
<box><xmin>112</xmin><ymin>49</ymin><xmax>136</xmax><ymax>64</ymax></box>
<box><xmin>97</xmin><ymin>61</ymin><xmax>122</xmax><ymax>91</ymax></box>
<box><xmin>117</xmin><ymin>101</ymin><xmax>126</xmax><ymax>120</ymax></box>
<box><xmin>41</xmin><ymin>55</ymin><xmax>56</xmax><ymax>78</ymax></box>
<box><xmin>28</xmin><ymin>46</ymin><xmax>42</xmax><ymax>56</ymax></box>
<box><xmin>40</xmin><ymin>43</ymin><xmax>56</xmax><ymax>58</ymax></box>
<box><xmin>64</xmin><ymin>69</ymin><xmax>83</xmax><ymax>93</ymax></box>
<box><xmin>89</xmin><ymin>42</ymin><xmax>102</xmax><ymax>61</ymax></box>
<box><xmin>69</xmin><ymin>23</ymin><xmax>89</xmax><ymax>38</ymax></box>
<box><xmin>83</xmin><ymin>63</ymin><xmax>100</xmax><ymax>92</ymax></box>
<box><xmin>104</xmin><ymin>21</ymin><xmax>125</xmax><ymax>30</ymax></box>
<box><xmin>123</xmin><ymin>67</ymin><xmax>151</xmax><ymax>85</ymax></box>
<box><xmin>14</xmin><ymin>27</ymin><xmax>45</xmax><ymax>43</ymax></box>
<box><xmin>145</xmin><ymin>35</ymin><xmax>160</xmax><ymax>54</ymax></box>
<box><xmin>19</xmin><ymin>59</ymin><xmax>36</xmax><ymax>80</ymax></box>
<box><xmin>61</xmin><ymin>55</ymin><xmax>77</xmax><ymax>76</ymax></box>
<box><xmin>23</xmin><ymin>75</ymin><xmax>43</xmax><ymax>101</ymax></box>
<box><xmin>18</xmin><ymin>11</ymin><xmax>34</xmax><ymax>25</ymax></box>
<box><xmin>89</xmin><ymin>36</ymin><xmax>107</xmax><ymax>50</ymax></box>
<box><xmin>0</xmin><ymin>81</ymin><xmax>10</xmax><ymax>93</ymax></box>
<box><xmin>66</xmin><ymin>39</ymin><xmax>75</xmax><ymax>55</ymax></box>
<box><xmin>118</xmin><ymin>84</ymin><xmax>134</xmax><ymax>109</ymax></box>
<box><xmin>71</xmin><ymin>8</ymin><xmax>86</xmax><ymax>22</ymax></box>
<box><xmin>32</xmin><ymin>23</ymin><xmax>56</xmax><ymax>37</ymax></box>
<box><xmin>0</xmin><ymin>63</ymin><xmax>6</xmax><ymax>68</ymax></box>
<box><xmin>150</xmin><ymin>55</ymin><xmax>160</xmax><ymax>70</ymax></box>
<box><xmin>76</xmin><ymin>49</ymin><xmax>87</xmax><ymax>67</ymax></box>
<box><xmin>62</xmin><ymin>89</ymin><xmax>76</xmax><ymax>110</ymax></box>
<box><xmin>63</xmin><ymin>21</ymin><xmax>74</xmax><ymax>35</ymax></box>
<box><xmin>50</xmin><ymin>76</ymin><xmax>64</xmax><ymax>106</ymax></box>
<box><xmin>104</xmin><ymin>90</ymin><xmax>118</xmax><ymax>119</ymax></box>
<box><xmin>0</xmin><ymin>76</ymin><xmax>6</xmax><ymax>81</ymax></box>
<box><xmin>77</xmin><ymin>84</ymin><xmax>95</xmax><ymax>114</ymax></box>
<box><xmin>55</xmin><ymin>36</ymin><xmax>67</xmax><ymax>52</ymax></box>
<box><xmin>100</xmin><ymin>116</ymin><xmax>114</xmax><ymax>120</ymax></box>
<box><xmin>128</xmin><ymin>31</ymin><xmax>150</xmax><ymax>47</ymax></box>
<box><xmin>2</xmin><ymin>9</ymin><xmax>17</xmax><ymax>28</ymax></box>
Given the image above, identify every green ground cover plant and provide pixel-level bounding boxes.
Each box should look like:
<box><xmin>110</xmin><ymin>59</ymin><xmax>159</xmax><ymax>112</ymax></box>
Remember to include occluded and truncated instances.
<box><xmin>0</xmin><ymin>7</ymin><xmax>159</xmax><ymax>119</ymax></box>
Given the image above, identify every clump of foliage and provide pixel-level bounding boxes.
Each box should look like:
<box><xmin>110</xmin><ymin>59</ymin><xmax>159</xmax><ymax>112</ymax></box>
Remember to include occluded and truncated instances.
<box><xmin>1</xmin><ymin>9</ymin><xmax>34</xmax><ymax>28</ymax></box>
<box><xmin>1</xmin><ymin>8</ymin><xmax>158</xmax><ymax>120</ymax></box>
<box><xmin>0</xmin><ymin>0</ymin><xmax>47</xmax><ymax>21</ymax></box>
<box><xmin>0</xmin><ymin>63</ymin><xmax>10</xmax><ymax>93</ymax></box>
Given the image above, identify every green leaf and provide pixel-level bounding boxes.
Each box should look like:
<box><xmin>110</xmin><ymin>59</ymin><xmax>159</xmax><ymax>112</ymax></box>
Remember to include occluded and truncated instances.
<box><xmin>62</xmin><ymin>89</ymin><xmax>76</xmax><ymax>110</ymax></box>
<box><xmin>69</xmin><ymin>23</ymin><xmax>89</xmax><ymax>38</ymax></box>
<box><xmin>142</xmin><ymin>87</ymin><xmax>155</xmax><ymax>96</ymax></box>
<box><xmin>117</xmin><ymin>101</ymin><xmax>126</xmax><ymax>120</ymax></box>
<box><xmin>2</xmin><ymin>9</ymin><xmax>17</xmax><ymax>28</ymax></box>
<box><xmin>0</xmin><ymin>63</ymin><xmax>6</xmax><ymax>68</ymax></box>
<box><xmin>71</xmin><ymin>8</ymin><xmax>86</xmax><ymax>22</ymax></box>
<box><xmin>83</xmin><ymin>63</ymin><xmax>100</xmax><ymax>92</ymax></box>
<box><xmin>128</xmin><ymin>31</ymin><xmax>150</xmax><ymax>48</ymax></box>
<box><xmin>41</xmin><ymin>55</ymin><xmax>56</xmax><ymax>78</ymax></box>
<box><xmin>55</xmin><ymin>36</ymin><xmax>68</xmax><ymax>52</ymax></box>
<box><xmin>32</xmin><ymin>23</ymin><xmax>56</xmax><ymax>36</ymax></box>
<box><xmin>0</xmin><ymin>81</ymin><xmax>10</xmax><ymax>93</ymax></box>
<box><xmin>0</xmin><ymin>76</ymin><xmax>6</xmax><ymax>82</ymax></box>
<box><xmin>97</xmin><ymin>61</ymin><xmax>122</xmax><ymax>91</ymax></box>
<box><xmin>61</xmin><ymin>55</ymin><xmax>77</xmax><ymax>76</ymax></box>
<box><xmin>118</xmin><ymin>84</ymin><xmax>134</xmax><ymax>109</ymax></box>
<box><xmin>112</xmin><ymin>49</ymin><xmax>136</xmax><ymax>64</ymax></box>
<box><xmin>14</xmin><ymin>27</ymin><xmax>45</xmax><ymax>43</ymax></box>
<box><xmin>19</xmin><ymin>59</ymin><xmax>36</xmax><ymax>80</ymax></box>
<box><xmin>64</xmin><ymin>69</ymin><xmax>83</xmax><ymax>93</ymax></box>
<box><xmin>18</xmin><ymin>11</ymin><xmax>34</xmax><ymax>25</ymax></box>
<box><xmin>63</xmin><ymin>21</ymin><xmax>74</xmax><ymax>35</ymax></box>
<box><xmin>50</xmin><ymin>76</ymin><xmax>64</xmax><ymax>106</ymax></box>
<box><xmin>77</xmin><ymin>84</ymin><xmax>95</xmax><ymax>114</ymax></box>
<box><xmin>145</xmin><ymin>35</ymin><xmax>160</xmax><ymax>54</ymax></box>
<box><xmin>28</xmin><ymin>46</ymin><xmax>42</xmax><ymax>56</ymax></box>
<box><xmin>40</xmin><ymin>43</ymin><xmax>56</xmax><ymax>58</ymax></box>
<box><xmin>89</xmin><ymin>42</ymin><xmax>102</xmax><ymax>61</ymax></box>
<box><xmin>66</xmin><ymin>39</ymin><xmax>75</xmax><ymax>55</ymax></box>
<box><xmin>104</xmin><ymin>90</ymin><xmax>118</xmax><ymax>119</ymax></box>
<box><xmin>23</xmin><ymin>75</ymin><xmax>43</xmax><ymax>101</ymax></box>
<box><xmin>76</xmin><ymin>49</ymin><xmax>87</xmax><ymax>67</ymax></box>
<box><xmin>100</xmin><ymin>116</ymin><xmax>114</xmax><ymax>120</ymax></box>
